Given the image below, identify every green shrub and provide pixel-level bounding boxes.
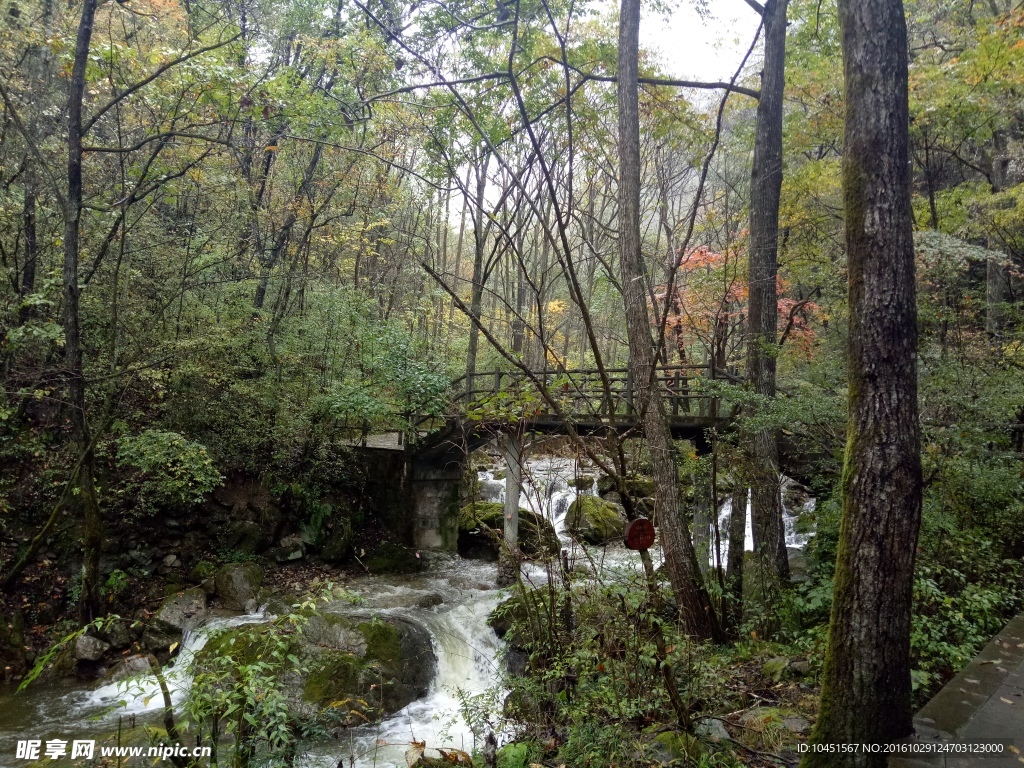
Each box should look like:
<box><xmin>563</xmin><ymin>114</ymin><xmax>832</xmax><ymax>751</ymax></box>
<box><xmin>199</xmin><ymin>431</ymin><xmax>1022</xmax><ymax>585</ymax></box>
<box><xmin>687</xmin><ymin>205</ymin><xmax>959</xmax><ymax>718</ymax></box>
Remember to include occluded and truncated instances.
<box><xmin>115</xmin><ymin>429</ymin><xmax>223</xmax><ymax>514</ymax></box>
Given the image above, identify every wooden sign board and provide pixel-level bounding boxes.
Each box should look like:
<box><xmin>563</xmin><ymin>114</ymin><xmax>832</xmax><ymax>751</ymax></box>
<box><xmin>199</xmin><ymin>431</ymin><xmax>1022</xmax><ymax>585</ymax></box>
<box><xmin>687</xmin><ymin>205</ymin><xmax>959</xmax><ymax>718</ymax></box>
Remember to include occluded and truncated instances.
<box><xmin>624</xmin><ymin>518</ymin><xmax>656</xmax><ymax>551</ymax></box>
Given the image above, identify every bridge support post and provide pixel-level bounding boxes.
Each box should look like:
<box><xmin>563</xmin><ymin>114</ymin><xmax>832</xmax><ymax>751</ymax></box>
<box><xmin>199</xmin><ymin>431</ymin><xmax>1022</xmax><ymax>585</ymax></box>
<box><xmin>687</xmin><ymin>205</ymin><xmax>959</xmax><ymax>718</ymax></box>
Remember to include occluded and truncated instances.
<box><xmin>498</xmin><ymin>433</ymin><xmax>524</xmax><ymax>586</ymax></box>
<box><xmin>410</xmin><ymin>457</ymin><xmax>462</xmax><ymax>551</ymax></box>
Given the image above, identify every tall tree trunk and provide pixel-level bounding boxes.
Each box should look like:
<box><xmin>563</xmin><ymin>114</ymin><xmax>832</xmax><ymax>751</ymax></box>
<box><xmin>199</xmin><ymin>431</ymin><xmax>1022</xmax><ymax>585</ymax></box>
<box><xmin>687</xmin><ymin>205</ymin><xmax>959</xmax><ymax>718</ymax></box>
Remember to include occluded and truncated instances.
<box><xmin>617</xmin><ymin>0</ymin><xmax>719</xmax><ymax>641</ymax></box>
<box><xmin>747</xmin><ymin>0</ymin><xmax>791</xmax><ymax>608</ymax></box>
<box><xmin>65</xmin><ymin>0</ymin><xmax>103</xmax><ymax>625</ymax></box>
<box><xmin>724</xmin><ymin>484</ymin><xmax>747</xmax><ymax>637</ymax></box>
<box><xmin>465</xmin><ymin>152</ymin><xmax>491</xmax><ymax>397</ymax></box>
<box><xmin>804</xmin><ymin>0</ymin><xmax>922</xmax><ymax>761</ymax></box>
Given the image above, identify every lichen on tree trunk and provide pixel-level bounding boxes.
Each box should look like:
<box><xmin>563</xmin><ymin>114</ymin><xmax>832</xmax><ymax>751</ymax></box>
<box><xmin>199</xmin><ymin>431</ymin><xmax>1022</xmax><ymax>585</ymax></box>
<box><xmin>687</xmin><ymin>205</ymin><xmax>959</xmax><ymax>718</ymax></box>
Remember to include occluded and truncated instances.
<box><xmin>804</xmin><ymin>0</ymin><xmax>923</xmax><ymax>762</ymax></box>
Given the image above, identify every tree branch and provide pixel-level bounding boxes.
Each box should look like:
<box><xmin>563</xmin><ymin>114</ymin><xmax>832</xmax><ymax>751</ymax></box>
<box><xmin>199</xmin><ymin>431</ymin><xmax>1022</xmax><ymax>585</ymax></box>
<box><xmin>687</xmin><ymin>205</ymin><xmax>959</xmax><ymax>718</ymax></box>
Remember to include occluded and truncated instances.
<box><xmin>83</xmin><ymin>33</ymin><xmax>241</xmax><ymax>135</ymax></box>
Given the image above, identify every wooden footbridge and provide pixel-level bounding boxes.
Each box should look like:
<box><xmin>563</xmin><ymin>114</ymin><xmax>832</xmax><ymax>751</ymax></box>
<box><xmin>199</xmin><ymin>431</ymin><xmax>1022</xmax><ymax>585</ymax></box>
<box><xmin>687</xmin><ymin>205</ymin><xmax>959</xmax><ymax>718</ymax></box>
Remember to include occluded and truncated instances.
<box><xmin>344</xmin><ymin>363</ymin><xmax>748</xmax><ymax>550</ymax></box>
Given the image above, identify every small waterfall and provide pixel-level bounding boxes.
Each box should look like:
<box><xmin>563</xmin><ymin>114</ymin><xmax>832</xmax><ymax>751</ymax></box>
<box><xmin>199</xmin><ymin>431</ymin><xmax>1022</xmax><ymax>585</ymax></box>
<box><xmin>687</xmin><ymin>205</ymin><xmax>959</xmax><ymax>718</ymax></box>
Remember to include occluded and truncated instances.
<box><xmin>303</xmin><ymin>561</ymin><xmax>503</xmax><ymax>767</ymax></box>
<box><xmin>75</xmin><ymin>611</ymin><xmax>270</xmax><ymax>717</ymax></box>
<box><xmin>712</xmin><ymin>486</ymin><xmax>815</xmax><ymax>569</ymax></box>
<box><xmin>477</xmin><ymin>456</ymin><xmax>596</xmax><ymax>541</ymax></box>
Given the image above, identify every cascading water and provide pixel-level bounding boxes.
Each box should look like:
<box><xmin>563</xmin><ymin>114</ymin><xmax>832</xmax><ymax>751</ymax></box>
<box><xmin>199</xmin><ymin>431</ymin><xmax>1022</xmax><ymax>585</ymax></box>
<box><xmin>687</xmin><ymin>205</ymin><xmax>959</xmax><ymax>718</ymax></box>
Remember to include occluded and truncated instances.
<box><xmin>711</xmin><ymin>487</ymin><xmax>815</xmax><ymax>570</ymax></box>
<box><xmin>476</xmin><ymin>456</ymin><xmax>596</xmax><ymax>541</ymax></box>
<box><xmin>302</xmin><ymin>559</ymin><xmax>504</xmax><ymax>767</ymax></box>
<box><xmin>0</xmin><ymin>455</ymin><xmax>815</xmax><ymax>768</ymax></box>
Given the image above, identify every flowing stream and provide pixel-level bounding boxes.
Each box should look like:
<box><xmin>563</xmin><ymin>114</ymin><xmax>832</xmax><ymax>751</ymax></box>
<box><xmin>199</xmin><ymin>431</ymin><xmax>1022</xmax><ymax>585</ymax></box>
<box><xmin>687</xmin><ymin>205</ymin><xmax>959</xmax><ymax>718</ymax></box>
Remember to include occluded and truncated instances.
<box><xmin>0</xmin><ymin>456</ymin><xmax>813</xmax><ymax>767</ymax></box>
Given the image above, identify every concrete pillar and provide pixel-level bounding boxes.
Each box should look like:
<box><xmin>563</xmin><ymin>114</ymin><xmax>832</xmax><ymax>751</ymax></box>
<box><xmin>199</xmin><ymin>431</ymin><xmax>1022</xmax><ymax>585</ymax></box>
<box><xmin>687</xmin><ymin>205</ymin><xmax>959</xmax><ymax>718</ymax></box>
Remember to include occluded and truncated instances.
<box><xmin>498</xmin><ymin>433</ymin><xmax>524</xmax><ymax>585</ymax></box>
<box><xmin>410</xmin><ymin>458</ymin><xmax>462</xmax><ymax>551</ymax></box>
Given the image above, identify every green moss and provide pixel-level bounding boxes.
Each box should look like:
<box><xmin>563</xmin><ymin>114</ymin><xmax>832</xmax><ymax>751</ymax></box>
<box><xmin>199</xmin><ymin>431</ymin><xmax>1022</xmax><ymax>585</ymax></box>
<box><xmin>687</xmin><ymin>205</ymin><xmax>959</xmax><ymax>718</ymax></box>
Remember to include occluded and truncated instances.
<box><xmin>302</xmin><ymin>650</ymin><xmax>363</xmax><ymax>707</ymax></box>
<box><xmin>358</xmin><ymin>620</ymin><xmax>402</xmax><ymax>666</ymax></box>
<box><xmin>363</xmin><ymin>542</ymin><xmax>423</xmax><ymax>574</ymax></box>
<box><xmin>649</xmin><ymin>730</ymin><xmax>705</xmax><ymax>764</ymax></box>
<box><xmin>459</xmin><ymin>501</ymin><xmax>560</xmax><ymax>558</ymax></box>
<box><xmin>566</xmin><ymin>496</ymin><xmax>625</xmax><ymax>544</ymax></box>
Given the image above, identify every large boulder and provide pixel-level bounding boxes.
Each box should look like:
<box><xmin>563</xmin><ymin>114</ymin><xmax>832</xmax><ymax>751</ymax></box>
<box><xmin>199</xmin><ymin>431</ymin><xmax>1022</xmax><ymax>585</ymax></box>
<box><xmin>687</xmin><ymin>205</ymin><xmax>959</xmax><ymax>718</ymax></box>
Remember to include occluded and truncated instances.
<box><xmin>363</xmin><ymin>542</ymin><xmax>424</xmax><ymax>574</ymax></box>
<box><xmin>566</xmin><ymin>496</ymin><xmax>626</xmax><ymax>544</ymax></box>
<box><xmin>155</xmin><ymin>588</ymin><xmax>207</xmax><ymax>632</ymax></box>
<box><xmin>458</xmin><ymin>502</ymin><xmax>560</xmax><ymax>561</ymax></box>
<box><xmin>214</xmin><ymin>563</ymin><xmax>264</xmax><ymax>610</ymax></box>
<box><xmin>142</xmin><ymin>587</ymin><xmax>207</xmax><ymax>651</ymax></box>
<box><xmin>317</xmin><ymin>516</ymin><xmax>354</xmax><ymax>563</ymax></box>
<box><xmin>222</xmin><ymin>520</ymin><xmax>268</xmax><ymax>555</ymax></box>
<box><xmin>267</xmin><ymin>534</ymin><xmax>305</xmax><ymax>563</ymax></box>
<box><xmin>74</xmin><ymin>635</ymin><xmax>110</xmax><ymax>661</ymax></box>
<box><xmin>107</xmin><ymin>654</ymin><xmax>153</xmax><ymax>682</ymax></box>
<box><xmin>198</xmin><ymin>611</ymin><xmax>436</xmax><ymax>724</ymax></box>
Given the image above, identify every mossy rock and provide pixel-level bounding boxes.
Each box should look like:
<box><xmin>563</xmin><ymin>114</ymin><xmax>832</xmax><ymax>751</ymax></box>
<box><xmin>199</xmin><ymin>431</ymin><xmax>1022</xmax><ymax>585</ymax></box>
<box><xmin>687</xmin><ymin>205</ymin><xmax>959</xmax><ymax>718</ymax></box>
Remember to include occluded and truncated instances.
<box><xmin>571</xmin><ymin>475</ymin><xmax>596</xmax><ymax>490</ymax></box>
<box><xmin>458</xmin><ymin>502</ymin><xmax>560</xmax><ymax>561</ymax></box>
<box><xmin>644</xmin><ymin>729</ymin><xmax>706</xmax><ymax>765</ymax></box>
<box><xmin>628</xmin><ymin>475</ymin><xmax>656</xmax><ymax>498</ymax></box>
<box><xmin>214</xmin><ymin>562</ymin><xmax>264</xmax><ymax>610</ymax></box>
<box><xmin>566</xmin><ymin>496</ymin><xmax>626</xmax><ymax>544</ymax></box>
<box><xmin>596</xmin><ymin>474</ymin><xmax>656</xmax><ymax>500</ymax></box>
<box><xmin>198</xmin><ymin>611</ymin><xmax>435</xmax><ymax>723</ymax></box>
<box><xmin>488</xmin><ymin>587</ymin><xmax>563</xmax><ymax>654</ymax></box>
<box><xmin>363</xmin><ymin>542</ymin><xmax>424</xmax><ymax>574</ymax></box>
<box><xmin>596</xmin><ymin>474</ymin><xmax>617</xmax><ymax>496</ymax></box>
<box><xmin>318</xmin><ymin>515</ymin><xmax>354</xmax><ymax>563</ymax></box>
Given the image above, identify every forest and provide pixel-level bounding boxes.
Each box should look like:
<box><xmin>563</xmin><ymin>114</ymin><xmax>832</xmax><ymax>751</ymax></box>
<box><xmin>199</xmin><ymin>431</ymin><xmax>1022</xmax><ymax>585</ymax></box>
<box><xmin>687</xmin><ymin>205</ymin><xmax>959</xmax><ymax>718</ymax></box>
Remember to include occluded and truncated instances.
<box><xmin>0</xmin><ymin>0</ymin><xmax>1023</xmax><ymax>766</ymax></box>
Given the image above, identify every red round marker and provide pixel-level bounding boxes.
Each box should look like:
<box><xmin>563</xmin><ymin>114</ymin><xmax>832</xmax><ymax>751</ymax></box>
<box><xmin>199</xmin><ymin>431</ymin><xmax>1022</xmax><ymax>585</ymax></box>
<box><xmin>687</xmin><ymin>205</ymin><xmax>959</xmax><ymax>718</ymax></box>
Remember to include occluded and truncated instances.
<box><xmin>624</xmin><ymin>518</ymin><xmax>656</xmax><ymax>551</ymax></box>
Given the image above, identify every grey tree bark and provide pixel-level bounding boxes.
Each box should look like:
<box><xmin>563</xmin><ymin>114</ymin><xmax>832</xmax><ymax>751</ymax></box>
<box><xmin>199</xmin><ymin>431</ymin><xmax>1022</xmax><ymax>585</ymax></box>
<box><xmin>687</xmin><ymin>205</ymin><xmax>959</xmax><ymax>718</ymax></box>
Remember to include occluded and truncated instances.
<box><xmin>464</xmin><ymin>151</ymin><xmax>491</xmax><ymax>397</ymax></box>
<box><xmin>803</xmin><ymin>0</ymin><xmax>922</xmax><ymax>761</ymax></box>
<box><xmin>617</xmin><ymin>0</ymin><xmax>719</xmax><ymax>640</ymax></box>
<box><xmin>65</xmin><ymin>0</ymin><xmax>103</xmax><ymax>624</ymax></box>
<box><xmin>747</xmin><ymin>0</ymin><xmax>791</xmax><ymax>604</ymax></box>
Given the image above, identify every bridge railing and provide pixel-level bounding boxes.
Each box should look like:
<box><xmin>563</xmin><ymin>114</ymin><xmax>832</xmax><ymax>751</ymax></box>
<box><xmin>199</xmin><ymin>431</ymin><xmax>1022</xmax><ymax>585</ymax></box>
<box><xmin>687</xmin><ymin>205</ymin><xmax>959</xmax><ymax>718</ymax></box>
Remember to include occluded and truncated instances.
<box><xmin>446</xmin><ymin>363</ymin><xmax>739</xmax><ymax>421</ymax></box>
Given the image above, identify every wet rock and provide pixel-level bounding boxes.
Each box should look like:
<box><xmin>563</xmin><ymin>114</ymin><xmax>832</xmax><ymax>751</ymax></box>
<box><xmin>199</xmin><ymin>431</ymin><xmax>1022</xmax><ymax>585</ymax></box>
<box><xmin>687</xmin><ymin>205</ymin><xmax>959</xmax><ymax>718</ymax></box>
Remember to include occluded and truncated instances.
<box><xmin>107</xmin><ymin>654</ymin><xmax>152</xmax><ymax>682</ymax></box>
<box><xmin>566</xmin><ymin>496</ymin><xmax>626</xmax><ymax>544</ymax></box>
<box><xmin>154</xmin><ymin>588</ymin><xmax>207</xmax><ymax>632</ymax></box>
<box><xmin>199</xmin><ymin>612</ymin><xmax>436</xmax><ymax>724</ymax></box>
<box><xmin>214</xmin><ymin>563</ymin><xmax>264</xmax><ymax>610</ymax></box>
<box><xmin>416</xmin><ymin>592</ymin><xmax>444</xmax><ymax>609</ymax></box>
<box><xmin>318</xmin><ymin>517</ymin><xmax>353</xmax><ymax>563</ymax></box>
<box><xmin>303</xmin><ymin>613</ymin><xmax>369</xmax><ymax>654</ymax></box>
<box><xmin>457</xmin><ymin>502</ymin><xmax>560</xmax><ymax>561</ymax></box>
<box><xmin>363</xmin><ymin>543</ymin><xmax>424</xmax><ymax>574</ymax></box>
<box><xmin>74</xmin><ymin>635</ymin><xmax>110</xmax><ymax>661</ymax></box>
<box><xmin>223</xmin><ymin>520</ymin><xmax>266</xmax><ymax>554</ymax></box>
<box><xmin>142</xmin><ymin>587</ymin><xmax>207</xmax><ymax>651</ymax></box>
<box><xmin>571</xmin><ymin>475</ymin><xmax>596</xmax><ymax>490</ymax></box>
<box><xmin>695</xmin><ymin>718</ymin><xmax>730</xmax><ymax>743</ymax></box>
<box><xmin>99</xmin><ymin>619</ymin><xmax>134</xmax><ymax>650</ymax></box>
<box><xmin>162</xmin><ymin>554</ymin><xmax>180</xmax><ymax>568</ymax></box>
<box><xmin>268</xmin><ymin>534</ymin><xmax>305</xmax><ymax>563</ymax></box>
